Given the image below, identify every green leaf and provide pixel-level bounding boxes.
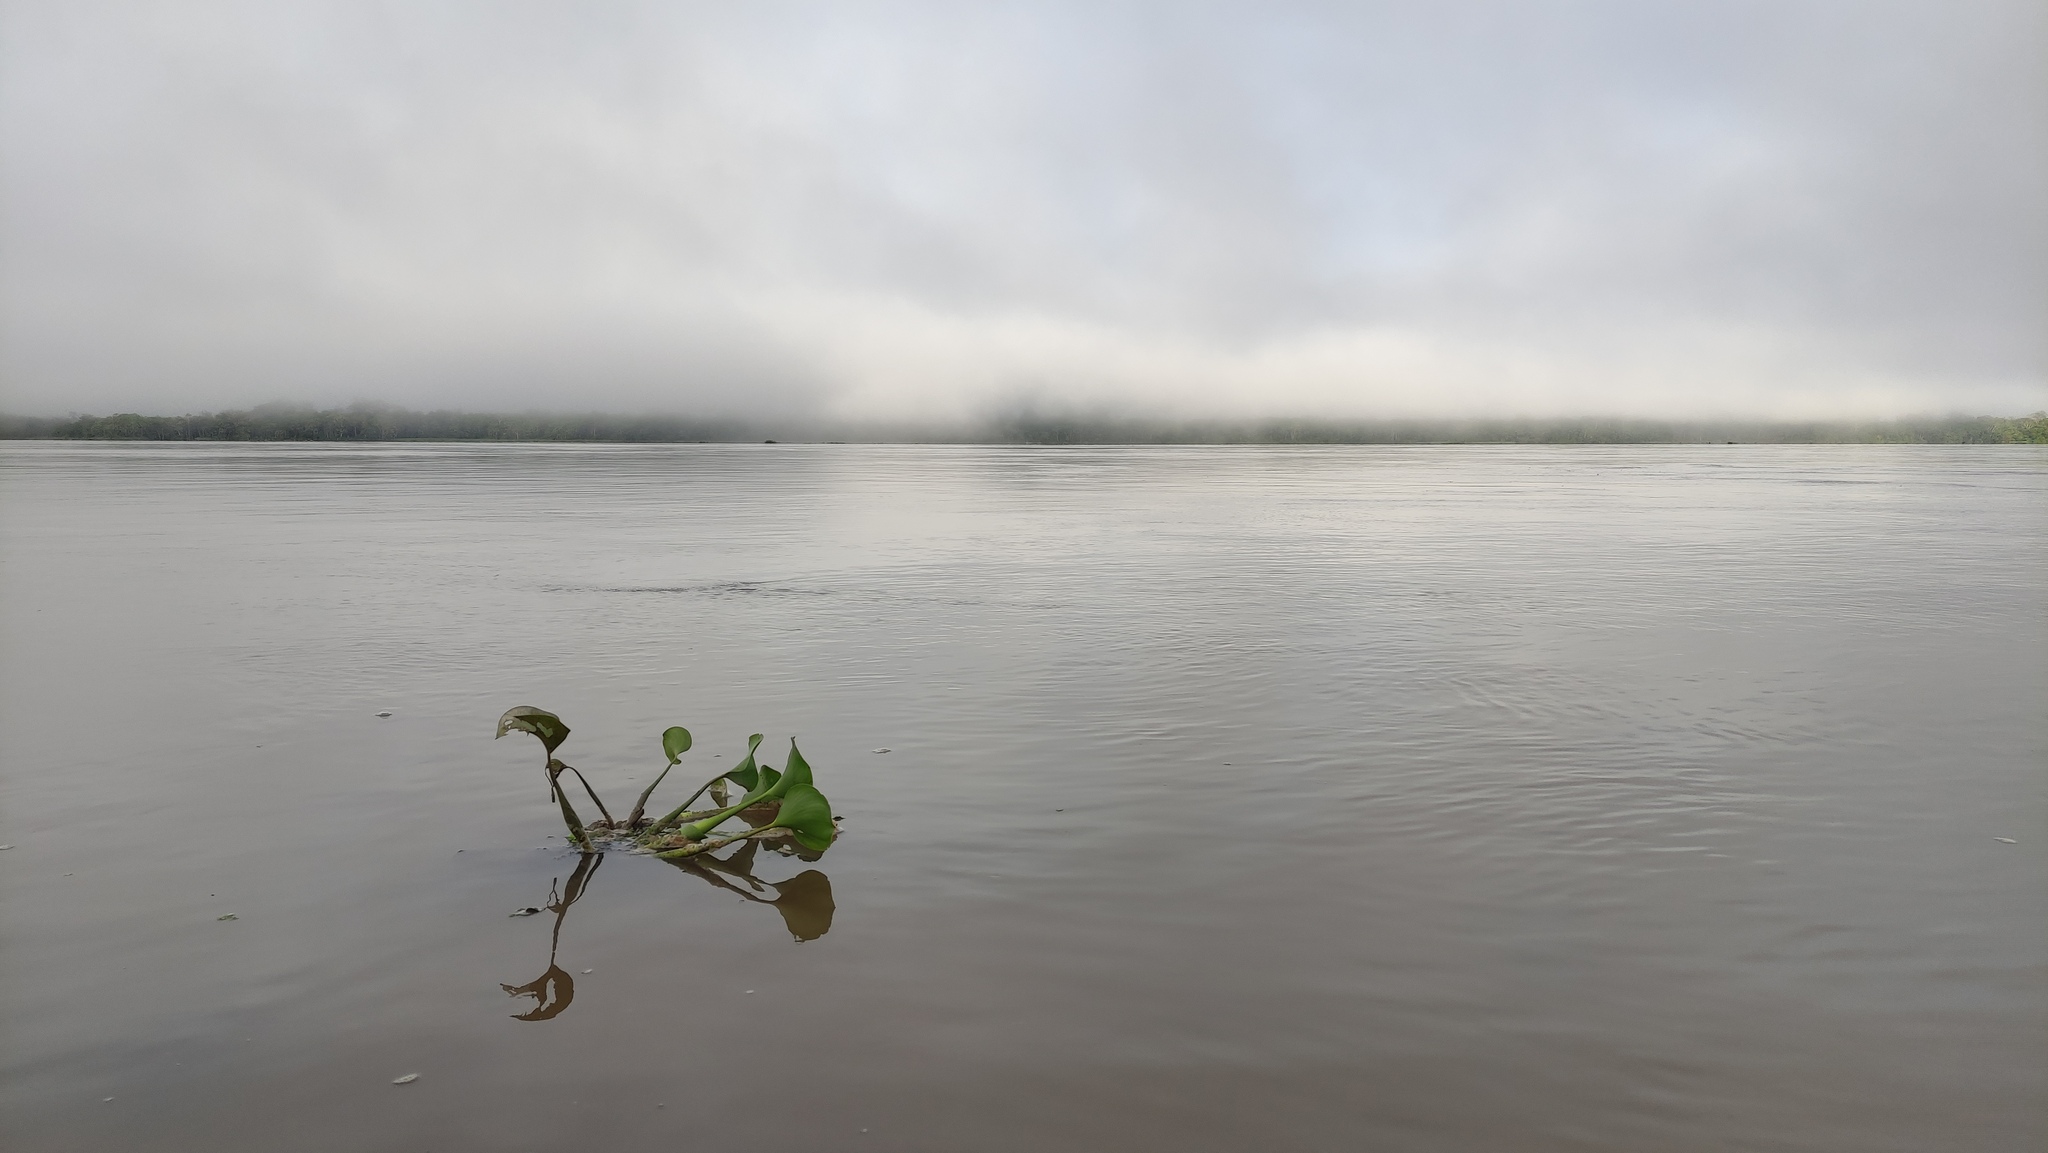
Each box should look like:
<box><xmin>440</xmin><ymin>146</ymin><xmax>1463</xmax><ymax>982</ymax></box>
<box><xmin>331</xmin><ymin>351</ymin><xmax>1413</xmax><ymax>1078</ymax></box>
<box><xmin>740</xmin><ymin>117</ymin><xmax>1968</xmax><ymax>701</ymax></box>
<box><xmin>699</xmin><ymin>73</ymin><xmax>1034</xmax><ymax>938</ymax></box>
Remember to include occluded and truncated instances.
<box><xmin>674</xmin><ymin>738</ymin><xmax>818</xmax><ymax>843</ymax></box>
<box><xmin>677</xmin><ymin>774</ymin><xmax>779</xmax><ymax>841</ymax></box>
<box><xmin>496</xmin><ymin>706</ymin><xmax>570</xmax><ymax>755</ymax></box>
<box><xmin>765</xmin><ymin>783</ymin><xmax>836</xmax><ymax>851</ymax></box>
<box><xmin>769</xmin><ymin>740</ymin><xmax>812</xmax><ymax>799</ymax></box>
<box><xmin>724</xmin><ymin>733</ymin><xmax>764</xmax><ymax>792</ymax></box>
<box><xmin>661</xmin><ymin>726</ymin><xmax>693</xmax><ymax>765</ymax></box>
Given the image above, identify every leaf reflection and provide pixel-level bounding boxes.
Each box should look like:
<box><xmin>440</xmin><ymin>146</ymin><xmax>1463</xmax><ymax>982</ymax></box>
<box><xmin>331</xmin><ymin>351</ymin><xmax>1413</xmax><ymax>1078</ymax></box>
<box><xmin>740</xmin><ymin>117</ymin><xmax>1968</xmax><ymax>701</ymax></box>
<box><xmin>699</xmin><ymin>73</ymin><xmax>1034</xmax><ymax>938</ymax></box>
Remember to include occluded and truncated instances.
<box><xmin>662</xmin><ymin>838</ymin><xmax>837</xmax><ymax>943</ymax></box>
<box><xmin>500</xmin><ymin>851</ymin><xmax>601</xmax><ymax>1021</ymax></box>
<box><xmin>499</xmin><ymin>844</ymin><xmax>835</xmax><ymax>1022</ymax></box>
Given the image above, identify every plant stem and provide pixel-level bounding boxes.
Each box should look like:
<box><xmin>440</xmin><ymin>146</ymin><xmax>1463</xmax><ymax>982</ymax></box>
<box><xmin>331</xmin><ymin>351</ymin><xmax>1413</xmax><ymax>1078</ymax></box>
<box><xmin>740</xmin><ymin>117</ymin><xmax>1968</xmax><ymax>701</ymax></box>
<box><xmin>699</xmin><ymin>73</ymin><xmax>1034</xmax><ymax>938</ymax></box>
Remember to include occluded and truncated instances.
<box><xmin>554</xmin><ymin>782</ymin><xmax>591</xmax><ymax>850</ymax></box>
<box><xmin>547</xmin><ymin>760</ymin><xmax>592</xmax><ymax>850</ymax></box>
<box><xmin>625</xmin><ymin>762</ymin><xmax>678</xmax><ymax>829</ymax></box>
<box><xmin>652</xmin><ymin>825</ymin><xmax>782</xmax><ymax>860</ymax></box>
<box><xmin>645</xmin><ymin>772</ymin><xmax>733</xmax><ymax>833</ymax></box>
<box><xmin>557</xmin><ymin>763</ymin><xmax>614</xmax><ymax>826</ymax></box>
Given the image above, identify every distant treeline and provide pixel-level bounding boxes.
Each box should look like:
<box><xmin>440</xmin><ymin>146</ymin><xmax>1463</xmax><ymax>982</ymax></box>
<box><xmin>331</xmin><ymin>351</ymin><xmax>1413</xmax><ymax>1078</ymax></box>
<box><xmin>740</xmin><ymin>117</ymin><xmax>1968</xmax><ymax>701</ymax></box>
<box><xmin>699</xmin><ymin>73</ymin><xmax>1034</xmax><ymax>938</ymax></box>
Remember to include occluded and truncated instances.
<box><xmin>0</xmin><ymin>406</ymin><xmax>751</xmax><ymax>443</ymax></box>
<box><xmin>986</xmin><ymin>412</ymin><xmax>2048</xmax><ymax>445</ymax></box>
<box><xmin>3</xmin><ymin>404</ymin><xmax>2046</xmax><ymax>445</ymax></box>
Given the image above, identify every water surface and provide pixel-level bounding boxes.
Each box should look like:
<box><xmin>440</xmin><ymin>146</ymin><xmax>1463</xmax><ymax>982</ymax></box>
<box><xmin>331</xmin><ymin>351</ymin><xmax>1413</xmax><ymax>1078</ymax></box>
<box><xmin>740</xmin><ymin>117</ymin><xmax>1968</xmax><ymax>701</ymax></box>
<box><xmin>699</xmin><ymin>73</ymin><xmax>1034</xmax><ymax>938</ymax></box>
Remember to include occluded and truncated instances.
<box><xmin>2</xmin><ymin>443</ymin><xmax>2042</xmax><ymax>1151</ymax></box>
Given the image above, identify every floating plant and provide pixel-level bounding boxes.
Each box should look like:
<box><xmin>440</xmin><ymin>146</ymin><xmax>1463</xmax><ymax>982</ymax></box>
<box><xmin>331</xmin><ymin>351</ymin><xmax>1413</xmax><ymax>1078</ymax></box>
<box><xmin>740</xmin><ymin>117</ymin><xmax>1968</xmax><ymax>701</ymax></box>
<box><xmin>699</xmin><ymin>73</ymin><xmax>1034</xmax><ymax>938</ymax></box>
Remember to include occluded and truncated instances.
<box><xmin>494</xmin><ymin>706</ymin><xmax>840</xmax><ymax>859</ymax></box>
<box><xmin>493</xmin><ymin>707</ymin><xmax>839</xmax><ymax>1021</ymax></box>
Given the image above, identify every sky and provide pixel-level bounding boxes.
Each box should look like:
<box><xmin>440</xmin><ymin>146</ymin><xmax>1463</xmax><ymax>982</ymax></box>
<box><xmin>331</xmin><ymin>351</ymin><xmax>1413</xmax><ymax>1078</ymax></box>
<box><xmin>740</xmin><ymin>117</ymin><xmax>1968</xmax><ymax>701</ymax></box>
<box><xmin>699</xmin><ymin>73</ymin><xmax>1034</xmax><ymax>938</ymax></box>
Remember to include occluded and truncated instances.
<box><xmin>2</xmin><ymin>0</ymin><xmax>2043</xmax><ymax>421</ymax></box>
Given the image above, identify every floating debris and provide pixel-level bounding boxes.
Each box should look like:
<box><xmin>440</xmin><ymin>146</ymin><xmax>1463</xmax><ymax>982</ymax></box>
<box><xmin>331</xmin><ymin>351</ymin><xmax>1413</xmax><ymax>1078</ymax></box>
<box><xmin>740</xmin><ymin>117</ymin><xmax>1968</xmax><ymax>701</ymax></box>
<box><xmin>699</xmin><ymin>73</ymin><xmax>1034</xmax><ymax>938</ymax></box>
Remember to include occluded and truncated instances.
<box><xmin>581</xmin><ymin>968</ymin><xmax>593</xmax><ymax>974</ymax></box>
<box><xmin>1995</xmin><ymin>837</ymin><xmax>2018</xmax><ymax>844</ymax></box>
<box><xmin>392</xmin><ymin>1073</ymin><xmax>419</xmax><ymax>1085</ymax></box>
<box><xmin>217</xmin><ymin>913</ymin><xmax>238</xmax><ymax>921</ymax></box>
<box><xmin>509</xmin><ymin>907</ymin><xmax>542</xmax><ymax>917</ymax></box>
<box><xmin>0</xmin><ymin>845</ymin><xmax>12</xmax><ymax>850</ymax></box>
<box><xmin>376</xmin><ymin>711</ymin><xmax>394</xmax><ymax>718</ymax></box>
<box><xmin>872</xmin><ymin>748</ymin><xmax>890</xmax><ymax>754</ymax></box>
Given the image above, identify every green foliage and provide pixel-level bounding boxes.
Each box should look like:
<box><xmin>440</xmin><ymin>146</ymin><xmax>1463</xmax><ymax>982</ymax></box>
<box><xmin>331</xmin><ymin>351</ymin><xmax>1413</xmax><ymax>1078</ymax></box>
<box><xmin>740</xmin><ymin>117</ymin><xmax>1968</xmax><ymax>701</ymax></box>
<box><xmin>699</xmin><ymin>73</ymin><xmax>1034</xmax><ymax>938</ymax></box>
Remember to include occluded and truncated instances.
<box><xmin>764</xmin><ymin>783</ymin><xmax>837</xmax><ymax>851</ymax></box>
<box><xmin>502</xmin><ymin>707</ymin><xmax>837</xmax><ymax>858</ymax></box>
<box><xmin>661</xmin><ymin>726</ymin><xmax>692</xmax><ymax>763</ymax></box>
<box><xmin>779</xmin><ymin>742</ymin><xmax>814</xmax><ymax>793</ymax></box>
<box><xmin>496</xmin><ymin>706</ymin><xmax>570</xmax><ymax>755</ymax></box>
<box><xmin>723</xmin><ymin>733</ymin><xmax>765</xmax><ymax>793</ymax></box>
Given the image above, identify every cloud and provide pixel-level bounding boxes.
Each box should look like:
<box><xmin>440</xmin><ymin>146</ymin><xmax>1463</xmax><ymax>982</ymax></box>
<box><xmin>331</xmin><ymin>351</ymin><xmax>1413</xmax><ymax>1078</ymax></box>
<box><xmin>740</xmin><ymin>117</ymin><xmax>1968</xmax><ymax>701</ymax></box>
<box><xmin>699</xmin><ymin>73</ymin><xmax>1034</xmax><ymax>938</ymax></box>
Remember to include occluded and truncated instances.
<box><xmin>2</xmin><ymin>0</ymin><xmax>2042</xmax><ymax>417</ymax></box>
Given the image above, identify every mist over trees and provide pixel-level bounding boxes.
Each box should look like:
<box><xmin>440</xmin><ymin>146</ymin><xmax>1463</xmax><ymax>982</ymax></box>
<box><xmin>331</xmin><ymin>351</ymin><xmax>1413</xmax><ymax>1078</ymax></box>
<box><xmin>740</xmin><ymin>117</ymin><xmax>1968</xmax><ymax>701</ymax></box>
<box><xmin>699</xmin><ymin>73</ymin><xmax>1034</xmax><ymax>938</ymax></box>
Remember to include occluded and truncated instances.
<box><xmin>4</xmin><ymin>405</ymin><xmax>2045</xmax><ymax>445</ymax></box>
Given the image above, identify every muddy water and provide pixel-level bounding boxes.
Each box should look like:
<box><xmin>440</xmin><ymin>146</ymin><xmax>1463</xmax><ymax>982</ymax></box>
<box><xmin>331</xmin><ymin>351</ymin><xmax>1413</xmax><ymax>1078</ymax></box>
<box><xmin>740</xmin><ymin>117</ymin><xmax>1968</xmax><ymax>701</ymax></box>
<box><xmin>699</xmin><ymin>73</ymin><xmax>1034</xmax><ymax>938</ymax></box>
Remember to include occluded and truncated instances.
<box><xmin>1</xmin><ymin>443</ymin><xmax>2041</xmax><ymax>1152</ymax></box>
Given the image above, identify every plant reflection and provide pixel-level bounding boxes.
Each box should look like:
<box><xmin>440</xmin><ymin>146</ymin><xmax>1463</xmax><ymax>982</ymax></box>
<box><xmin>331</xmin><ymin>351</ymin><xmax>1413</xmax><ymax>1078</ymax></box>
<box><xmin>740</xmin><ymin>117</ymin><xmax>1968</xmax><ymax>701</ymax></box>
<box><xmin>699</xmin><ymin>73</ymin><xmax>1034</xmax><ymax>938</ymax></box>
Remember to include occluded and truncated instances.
<box><xmin>661</xmin><ymin>838</ymin><xmax>837</xmax><ymax>943</ymax></box>
<box><xmin>501</xmin><ymin>843</ymin><xmax>835</xmax><ymax>1022</ymax></box>
<box><xmin>500</xmin><ymin>851</ymin><xmax>601</xmax><ymax>1021</ymax></box>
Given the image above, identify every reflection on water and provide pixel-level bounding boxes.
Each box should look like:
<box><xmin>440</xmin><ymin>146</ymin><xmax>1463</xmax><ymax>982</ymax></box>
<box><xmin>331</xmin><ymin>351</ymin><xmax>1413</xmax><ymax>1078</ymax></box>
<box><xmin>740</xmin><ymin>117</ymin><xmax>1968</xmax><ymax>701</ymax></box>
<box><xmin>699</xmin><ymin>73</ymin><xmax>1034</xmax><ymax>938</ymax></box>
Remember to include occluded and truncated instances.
<box><xmin>504</xmin><ymin>845</ymin><xmax>835</xmax><ymax>1022</ymax></box>
<box><xmin>664</xmin><ymin>839</ymin><xmax>837</xmax><ymax>943</ymax></box>
<box><xmin>500</xmin><ymin>853</ymin><xmax>602</xmax><ymax>1022</ymax></box>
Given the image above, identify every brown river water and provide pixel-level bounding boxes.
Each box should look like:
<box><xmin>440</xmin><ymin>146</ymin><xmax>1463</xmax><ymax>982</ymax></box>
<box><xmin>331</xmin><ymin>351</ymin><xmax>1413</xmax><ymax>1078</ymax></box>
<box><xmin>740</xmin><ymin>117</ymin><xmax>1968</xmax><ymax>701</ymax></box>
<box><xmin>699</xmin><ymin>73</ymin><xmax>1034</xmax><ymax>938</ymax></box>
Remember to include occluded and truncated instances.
<box><xmin>1</xmin><ymin>442</ymin><xmax>2041</xmax><ymax>1151</ymax></box>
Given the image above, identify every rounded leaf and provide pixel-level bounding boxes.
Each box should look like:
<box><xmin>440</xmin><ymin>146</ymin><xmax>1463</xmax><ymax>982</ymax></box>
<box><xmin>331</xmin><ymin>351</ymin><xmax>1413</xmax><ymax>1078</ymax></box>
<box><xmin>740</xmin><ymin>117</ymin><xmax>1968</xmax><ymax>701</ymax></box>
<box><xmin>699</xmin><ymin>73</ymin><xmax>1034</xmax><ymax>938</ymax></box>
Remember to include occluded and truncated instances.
<box><xmin>496</xmin><ymin>707</ymin><xmax>570</xmax><ymax>755</ymax></box>
<box><xmin>661</xmin><ymin>726</ymin><xmax>692</xmax><ymax>765</ymax></box>
<box><xmin>767</xmin><ymin>783</ymin><xmax>836</xmax><ymax>851</ymax></box>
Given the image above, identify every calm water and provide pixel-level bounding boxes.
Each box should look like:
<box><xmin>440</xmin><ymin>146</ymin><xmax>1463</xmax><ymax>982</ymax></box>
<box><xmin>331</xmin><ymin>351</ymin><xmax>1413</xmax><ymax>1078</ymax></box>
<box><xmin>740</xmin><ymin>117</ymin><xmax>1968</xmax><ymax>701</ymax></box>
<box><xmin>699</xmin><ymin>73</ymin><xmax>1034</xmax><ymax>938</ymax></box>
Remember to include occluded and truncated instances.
<box><xmin>1</xmin><ymin>442</ymin><xmax>2042</xmax><ymax>1152</ymax></box>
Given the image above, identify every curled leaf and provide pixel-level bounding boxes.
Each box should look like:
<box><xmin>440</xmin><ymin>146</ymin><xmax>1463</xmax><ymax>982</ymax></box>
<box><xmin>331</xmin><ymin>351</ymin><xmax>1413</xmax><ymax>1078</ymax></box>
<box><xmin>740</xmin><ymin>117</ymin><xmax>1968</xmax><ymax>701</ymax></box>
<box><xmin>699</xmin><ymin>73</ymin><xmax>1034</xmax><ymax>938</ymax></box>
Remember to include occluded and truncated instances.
<box><xmin>765</xmin><ymin>783</ymin><xmax>836</xmax><ymax>851</ymax></box>
<box><xmin>778</xmin><ymin>741</ymin><xmax>813</xmax><ymax>795</ymax></box>
<box><xmin>723</xmin><ymin>733</ymin><xmax>765</xmax><ymax>792</ymax></box>
<box><xmin>661</xmin><ymin>726</ymin><xmax>692</xmax><ymax>764</ymax></box>
<box><xmin>496</xmin><ymin>707</ymin><xmax>570</xmax><ymax>755</ymax></box>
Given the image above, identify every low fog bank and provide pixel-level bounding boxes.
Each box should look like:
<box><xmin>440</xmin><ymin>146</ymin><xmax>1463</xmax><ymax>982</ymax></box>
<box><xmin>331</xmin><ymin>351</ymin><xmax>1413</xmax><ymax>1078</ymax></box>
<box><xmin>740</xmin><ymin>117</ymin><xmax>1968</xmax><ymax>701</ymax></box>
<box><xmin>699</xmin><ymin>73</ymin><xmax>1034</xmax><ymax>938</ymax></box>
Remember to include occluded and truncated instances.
<box><xmin>4</xmin><ymin>4</ymin><xmax>2042</xmax><ymax>423</ymax></box>
<box><xmin>5</xmin><ymin>405</ymin><xmax>2045</xmax><ymax>445</ymax></box>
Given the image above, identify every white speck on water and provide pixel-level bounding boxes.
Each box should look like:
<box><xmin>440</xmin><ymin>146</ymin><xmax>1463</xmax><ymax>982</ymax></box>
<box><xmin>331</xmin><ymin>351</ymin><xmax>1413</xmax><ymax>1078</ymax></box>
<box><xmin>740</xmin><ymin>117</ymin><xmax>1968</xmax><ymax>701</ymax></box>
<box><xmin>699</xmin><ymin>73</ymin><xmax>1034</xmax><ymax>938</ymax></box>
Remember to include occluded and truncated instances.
<box><xmin>582</xmin><ymin>969</ymin><xmax>593</xmax><ymax>974</ymax></box>
<box><xmin>392</xmin><ymin>1073</ymin><xmax>419</xmax><ymax>1084</ymax></box>
<box><xmin>745</xmin><ymin>989</ymin><xmax>755</xmax><ymax>994</ymax></box>
<box><xmin>103</xmin><ymin>1097</ymin><xmax>114</xmax><ymax>1102</ymax></box>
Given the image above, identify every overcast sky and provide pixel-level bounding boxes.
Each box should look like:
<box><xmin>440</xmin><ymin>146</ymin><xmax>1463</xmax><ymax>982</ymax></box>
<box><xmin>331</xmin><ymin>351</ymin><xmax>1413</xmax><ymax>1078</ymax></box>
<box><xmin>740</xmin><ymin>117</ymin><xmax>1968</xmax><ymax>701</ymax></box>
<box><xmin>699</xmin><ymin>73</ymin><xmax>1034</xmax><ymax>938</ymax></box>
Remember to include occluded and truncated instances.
<box><xmin>2</xmin><ymin>0</ymin><xmax>2042</xmax><ymax>420</ymax></box>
